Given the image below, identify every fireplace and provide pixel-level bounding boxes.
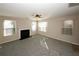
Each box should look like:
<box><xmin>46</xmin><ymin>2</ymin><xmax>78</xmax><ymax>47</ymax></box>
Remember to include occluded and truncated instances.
<box><xmin>20</xmin><ymin>29</ymin><xmax>30</xmax><ymax>40</ymax></box>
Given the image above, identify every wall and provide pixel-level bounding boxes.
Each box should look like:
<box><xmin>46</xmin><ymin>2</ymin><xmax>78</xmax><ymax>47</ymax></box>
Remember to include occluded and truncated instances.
<box><xmin>38</xmin><ymin>15</ymin><xmax>79</xmax><ymax>45</ymax></box>
<box><xmin>0</xmin><ymin>16</ymin><xmax>36</xmax><ymax>44</ymax></box>
<box><xmin>0</xmin><ymin>15</ymin><xmax>79</xmax><ymax>45</ymax></box>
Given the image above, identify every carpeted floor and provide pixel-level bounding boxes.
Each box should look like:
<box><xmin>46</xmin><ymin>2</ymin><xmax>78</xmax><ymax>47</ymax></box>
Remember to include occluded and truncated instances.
<box><xmin>0</xmin><ymin>34</ymin><xmax>79</xmax><ymax>56</ymax></box>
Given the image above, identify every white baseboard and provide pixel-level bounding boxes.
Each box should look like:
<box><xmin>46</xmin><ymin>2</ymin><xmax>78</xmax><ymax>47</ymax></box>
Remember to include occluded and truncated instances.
<box><xmin>39</xmin><ymin>33</ymin><xmax>79</xmax><ymax>46</ymax></box>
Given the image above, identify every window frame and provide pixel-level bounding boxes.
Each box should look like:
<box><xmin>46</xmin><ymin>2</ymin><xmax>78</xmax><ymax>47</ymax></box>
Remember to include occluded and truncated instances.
<box><xmin>31</xmin><ymin>21</ymin><xmax>37</xmax><ymax>32</ymax></box>
<box><xmin>38</xmin><ymin>22</ymin><xmax>48</xmax><ymax>32</ymax></box>
<box><xmin>3</xmin><ymin>20</ymin><xmax>16</xmax><ymax>37</ymax></box>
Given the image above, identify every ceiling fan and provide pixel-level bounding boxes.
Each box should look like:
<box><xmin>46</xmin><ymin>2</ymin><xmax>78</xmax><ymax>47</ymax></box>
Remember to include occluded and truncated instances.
<box><xmin>32</xmin><ymin>13</ymin><xmax>43</xmax><ymax>18</ymax></box>
<box><xmin>31</xmin><ymin>13</ymin><xmax>46</xmax><ymax>21</ymax></box>
<box><xmin>35</xmin><ymin>14</ymin><xmax>42</xmax><ymax>18</ymax></box>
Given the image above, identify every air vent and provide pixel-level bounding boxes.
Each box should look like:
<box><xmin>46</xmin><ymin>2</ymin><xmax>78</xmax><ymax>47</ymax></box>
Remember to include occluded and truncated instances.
<box><xmin>69</xmin><ymin>3</ymin><xmax>79</xmax><ymax>7</ymax></box>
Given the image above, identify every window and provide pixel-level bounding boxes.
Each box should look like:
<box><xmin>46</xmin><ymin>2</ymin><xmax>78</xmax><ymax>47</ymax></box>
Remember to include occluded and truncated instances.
<box><xmin>62</xmin><ymin>20</ymin><xmax>73</xmax><ymax>35</ymax></box>
<box><xmin>38</xmin><ymin>22</ymin><xmax>47</xmax><ymax>32</ymax></box>
<box><xmin>64</xmin><ymin>20</ymin><xmax>73</xmax><ymax>28</ymax></box>
<box><xmin>4</xmin><ymin>20</ymin><xmax>15</xmax><ymax>36</ymax></box>
<box><xmin>32</xmin><ymin>22</ymin><xmax>36</xmax><ymax>31</ymax></box>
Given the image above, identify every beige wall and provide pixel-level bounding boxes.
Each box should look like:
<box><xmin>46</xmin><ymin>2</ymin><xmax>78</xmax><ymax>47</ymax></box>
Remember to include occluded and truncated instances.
<box><xmin>0</xmin><ymin>16</ymin><xmax>36</xmax><ymax>44</ymax></box>
<box><xmin>0</xmin><ymin>15</ymin><xmax>79</xmax><ymax>45</ymax></box>
<box><xmin>38</xmin><ymin>15</ymin><xmax>79</xmax><ymax>45</ymax></box>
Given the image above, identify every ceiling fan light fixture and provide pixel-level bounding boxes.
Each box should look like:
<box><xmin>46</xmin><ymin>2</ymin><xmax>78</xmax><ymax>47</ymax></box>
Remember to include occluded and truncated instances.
<box><xmin>35</xmin><ymin>14</ymin><xmax>41</xmax><ymax>18</ymax></box>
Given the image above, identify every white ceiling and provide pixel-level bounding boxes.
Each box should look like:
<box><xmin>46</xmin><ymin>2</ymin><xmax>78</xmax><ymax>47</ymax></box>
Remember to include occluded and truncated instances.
<box><xmin>0</xmin><ymin>3</ymin><xmax>79</xmax><ymax>19</ymax></box>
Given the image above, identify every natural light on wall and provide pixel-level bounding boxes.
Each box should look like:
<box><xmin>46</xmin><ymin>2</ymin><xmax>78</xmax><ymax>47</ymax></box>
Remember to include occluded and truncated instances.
<box><xmin>32</xmin><ymin>22</ymin><xmax>37</xmax><ymax>31</ymax></box>
<box><xmin>38</xmin><ymin>22</ymin><xmax>48</xmax><ymax>32</ymax></box>
<box><xmin>4</xmin><ymin>20</ymin><xmax>15</xmax><ymax>36</ymax></box>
